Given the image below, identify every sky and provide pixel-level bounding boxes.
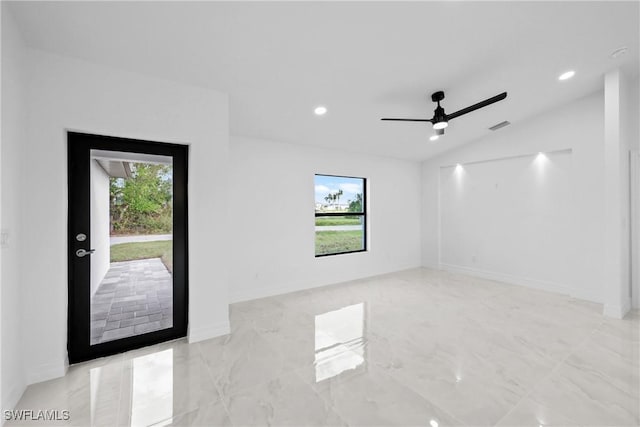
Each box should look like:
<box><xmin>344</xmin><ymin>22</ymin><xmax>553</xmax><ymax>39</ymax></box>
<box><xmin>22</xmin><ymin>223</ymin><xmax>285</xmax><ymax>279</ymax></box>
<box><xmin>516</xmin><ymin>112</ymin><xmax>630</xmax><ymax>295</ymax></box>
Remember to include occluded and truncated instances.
<box><xmin>314</xmin><ymin>175</ymin><xmax>364</xmax><ymax>204</ymax></box>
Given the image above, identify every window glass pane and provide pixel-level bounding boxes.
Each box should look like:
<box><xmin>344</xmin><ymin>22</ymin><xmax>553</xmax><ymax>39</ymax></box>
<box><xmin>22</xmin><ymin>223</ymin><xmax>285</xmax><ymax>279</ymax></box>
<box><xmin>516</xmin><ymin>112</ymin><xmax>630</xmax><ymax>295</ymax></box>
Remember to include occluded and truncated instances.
<box><xmin>90</xmin><ymin>151</ymin><xmax>174</xmax><ymax>345</ymax></box>
<box><xmin>315</xmin><ymin>215</ymin><xmax>365</xmax><ymax>256</ymax></box>
<box><xmin>315</xmin><ymin>175</ymin><xmax>364</xmax><ymax>214</ymax></box>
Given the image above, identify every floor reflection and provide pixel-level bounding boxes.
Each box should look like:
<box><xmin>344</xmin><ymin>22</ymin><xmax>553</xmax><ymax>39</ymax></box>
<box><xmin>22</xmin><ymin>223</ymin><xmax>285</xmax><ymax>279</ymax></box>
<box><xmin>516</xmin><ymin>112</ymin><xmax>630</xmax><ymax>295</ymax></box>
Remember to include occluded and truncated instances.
<box><xmin>89</xmin><ymin>367</ymin><xmax>101</xmax><ymax>424</ymax></box>
<box><xmin>314</xmin><ymin>303</ymin><xmax>366</xmax><ymax>382</ymax></box>
<box><xmin>16</xmin><ymin>269</ymin><xmax>632</xmax><ymax>426</ymax></box>
<box><xmin>130</xmin><ymin>349</ymin><xmax>173</xmax><ymax>426</ymax></box>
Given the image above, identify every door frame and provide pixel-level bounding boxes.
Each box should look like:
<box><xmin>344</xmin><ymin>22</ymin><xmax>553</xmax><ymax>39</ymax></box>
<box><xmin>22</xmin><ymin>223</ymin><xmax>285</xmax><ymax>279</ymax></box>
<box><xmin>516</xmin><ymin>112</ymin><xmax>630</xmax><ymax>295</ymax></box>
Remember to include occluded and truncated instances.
<box><xmin>68</xmin><ymin>132</ymin><xmax>188</xmax><ymax>364</ymax></box>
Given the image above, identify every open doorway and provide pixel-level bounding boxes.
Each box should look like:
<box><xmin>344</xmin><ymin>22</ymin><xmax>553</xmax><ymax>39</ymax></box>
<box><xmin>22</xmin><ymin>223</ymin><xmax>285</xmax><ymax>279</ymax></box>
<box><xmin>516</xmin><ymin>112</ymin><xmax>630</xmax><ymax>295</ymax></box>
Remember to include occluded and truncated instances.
<box><xmin>68</xmin><ymin>133</ymin><xmax>188</xmax><ymax>363</ymax></box>
<box><xmin>89</xmin><ymin>150</ymin><xmax>174</xmax><ymax>344</ymax></box>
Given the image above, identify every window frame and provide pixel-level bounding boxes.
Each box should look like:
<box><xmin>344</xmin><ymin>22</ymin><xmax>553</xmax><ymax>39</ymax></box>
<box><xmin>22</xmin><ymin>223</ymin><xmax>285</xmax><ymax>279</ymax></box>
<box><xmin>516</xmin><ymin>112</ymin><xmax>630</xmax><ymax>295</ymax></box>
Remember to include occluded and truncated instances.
<box><xmin>314</xmin><ymin>174</ymin><xmax>367</xmax><ymax>258</ymax></box>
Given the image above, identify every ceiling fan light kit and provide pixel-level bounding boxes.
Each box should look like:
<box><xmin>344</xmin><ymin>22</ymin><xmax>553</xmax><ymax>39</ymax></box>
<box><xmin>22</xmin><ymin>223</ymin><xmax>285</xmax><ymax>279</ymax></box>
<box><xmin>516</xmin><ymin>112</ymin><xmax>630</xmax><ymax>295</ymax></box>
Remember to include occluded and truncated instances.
<box><xmin>381</xmin><ymin>90</ymin><xmax>508</xmax><ymax>138</ymax></box>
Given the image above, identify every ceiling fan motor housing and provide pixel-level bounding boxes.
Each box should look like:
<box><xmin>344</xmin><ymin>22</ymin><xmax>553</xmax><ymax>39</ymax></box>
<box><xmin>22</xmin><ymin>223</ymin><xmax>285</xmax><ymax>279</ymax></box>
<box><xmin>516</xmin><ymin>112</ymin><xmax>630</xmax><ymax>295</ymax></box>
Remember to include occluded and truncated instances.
<box><xmin>431</xmin><ymin>91</ymin><xmax>448</xmax><ymax>125</ymax></box>
<box><xmin>433</xmin><ymin>105</ymin><xmax>447</xmax><ymax>122</ymax></box>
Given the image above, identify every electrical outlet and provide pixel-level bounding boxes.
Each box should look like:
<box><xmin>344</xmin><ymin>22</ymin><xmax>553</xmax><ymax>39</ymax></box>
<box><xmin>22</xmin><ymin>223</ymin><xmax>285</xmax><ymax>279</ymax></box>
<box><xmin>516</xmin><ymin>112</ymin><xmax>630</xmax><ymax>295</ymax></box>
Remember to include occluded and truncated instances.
<box><xmin>1</xmin><ymin>229</ymin><xmax>9</xmax><ymax>248</ymax></box>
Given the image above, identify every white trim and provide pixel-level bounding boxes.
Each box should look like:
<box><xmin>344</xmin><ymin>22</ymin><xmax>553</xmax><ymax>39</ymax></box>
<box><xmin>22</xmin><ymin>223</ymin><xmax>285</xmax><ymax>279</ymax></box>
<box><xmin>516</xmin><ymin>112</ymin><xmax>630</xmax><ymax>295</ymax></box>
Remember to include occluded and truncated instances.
<box><xmin>437</xmin><ymin>166</ymin><xmax>442</xmax><ymax>267</ymax></box>
<box><xmin>187</xmin><ymin>320</ymin><xmax>230</xmax><ymax>343</ymax></box>
<box><xmin>26</xmin><ymin>361</ymin><xmax>67</xmax><ymax>386</ymax></box>
<box><xmin>230</xmin><ymin>265</ymin><xmax>421</xmax><ymax>303</ymax></box>
<box><xmin>440</xmin><ymin>262</ymin><xmax>569</xmax><ymax>293</ymax></box>
<box><xmin>603</xmin><ymin>299</ymin><xmax>632</xmax><ymax>319</ymax></box>
<box><xmin>631</xmin><ymin>150</ymin><xmax>640</xmax><ymax>309</ymax></box>
<box><xmin>230</xmin><ymin>283</ymin><xmax>305</xmax><ymax>304</ymax></box>
<box><xmin>229</xmin><ymin>278</ymin><xmax>330</xmax><ymax>303</ymax></box>
<box><xmin>2</xmin><ymin>382</ymin><xmax>26</xmax><ymax>414</ymax></box>
<box><xmin>439</xmin><ymin>263</ymin><xmax>601</xmax><ymax>303</ymax></box>
<box><xmin>421</xmin><ymin>262</ymin><xmax>439</xmax><ymax>270</ymax></box>
<box><xmin>570</xmin><ymin>287</ymin><xmax>603</xmax><ymax>305</ymax></box>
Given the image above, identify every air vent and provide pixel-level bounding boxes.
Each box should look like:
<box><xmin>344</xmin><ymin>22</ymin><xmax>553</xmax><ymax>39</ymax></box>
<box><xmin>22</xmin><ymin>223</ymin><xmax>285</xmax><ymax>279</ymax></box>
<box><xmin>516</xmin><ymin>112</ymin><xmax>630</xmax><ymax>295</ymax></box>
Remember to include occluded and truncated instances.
<box><xmin>489</xmin><ymin>120</ymin><xmax>510</xmax><ymax>131</ymax></box>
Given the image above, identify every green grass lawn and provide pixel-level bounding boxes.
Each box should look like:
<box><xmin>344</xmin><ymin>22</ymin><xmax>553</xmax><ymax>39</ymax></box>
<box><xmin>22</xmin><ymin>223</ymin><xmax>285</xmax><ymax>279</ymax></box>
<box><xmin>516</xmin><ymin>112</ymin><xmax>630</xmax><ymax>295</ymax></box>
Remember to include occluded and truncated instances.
<box><xmin>110</xmin><ymin>240</ymin><xmax>173</xmax><ymax>272</ymax></box>
<box><xmin>315</xmin><ymin>230</ymin><xmax>364</xmax><ymax>256</ymax></box>
<box><xmin>315</xmin><ymin>217</ymin><xmax>361</xmax><ymax>226</ymax></box>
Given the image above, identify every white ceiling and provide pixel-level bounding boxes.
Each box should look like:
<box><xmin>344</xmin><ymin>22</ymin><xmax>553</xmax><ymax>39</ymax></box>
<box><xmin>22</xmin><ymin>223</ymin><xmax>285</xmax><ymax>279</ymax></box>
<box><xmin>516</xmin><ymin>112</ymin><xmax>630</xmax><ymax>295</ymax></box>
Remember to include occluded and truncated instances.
<box><xmin>8</xmin><ymin>1</ymin><xmax>639</xmax><ymax>161</ymax></box>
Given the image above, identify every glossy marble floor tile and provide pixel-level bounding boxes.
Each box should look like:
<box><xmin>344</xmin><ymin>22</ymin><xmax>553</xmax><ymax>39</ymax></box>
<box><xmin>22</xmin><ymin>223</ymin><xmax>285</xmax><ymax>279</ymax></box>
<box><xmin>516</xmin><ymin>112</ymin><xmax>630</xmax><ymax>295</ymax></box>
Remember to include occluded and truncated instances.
<box><xmin>9</xmin><ymin>268</ymin><xmax>640</xmax><ymax>426</ymax></box>
<box><xmin>223</xmin><ymin>371</ymin><xmax>345</xmax><ymax>426</ymax></box>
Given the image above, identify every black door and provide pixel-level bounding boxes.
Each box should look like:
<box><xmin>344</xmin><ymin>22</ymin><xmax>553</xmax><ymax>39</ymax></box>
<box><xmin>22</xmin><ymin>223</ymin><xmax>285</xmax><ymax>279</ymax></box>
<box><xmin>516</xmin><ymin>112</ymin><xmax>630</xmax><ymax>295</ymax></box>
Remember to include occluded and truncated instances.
<box><xmin>68</xmin><ymin>132</ymin><xmax>188</xmax><ymax>363</ymax></box>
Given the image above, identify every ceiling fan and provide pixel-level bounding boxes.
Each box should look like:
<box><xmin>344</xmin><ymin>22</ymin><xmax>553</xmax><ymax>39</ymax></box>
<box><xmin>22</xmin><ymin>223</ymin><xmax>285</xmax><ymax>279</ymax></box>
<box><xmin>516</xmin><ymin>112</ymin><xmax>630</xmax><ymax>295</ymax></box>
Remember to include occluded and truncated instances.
<box><xmin>381</xmin><ymin>91</ymin><xmax>507</xmax><ymax>136</ymax></box>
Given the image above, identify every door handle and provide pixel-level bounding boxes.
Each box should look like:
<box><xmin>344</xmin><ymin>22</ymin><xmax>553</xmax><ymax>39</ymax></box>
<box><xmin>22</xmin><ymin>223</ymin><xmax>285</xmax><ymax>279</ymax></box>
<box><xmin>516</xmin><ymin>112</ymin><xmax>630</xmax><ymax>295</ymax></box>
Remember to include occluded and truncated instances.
<box><xmin>76</xmin><ymin>249</ymin><xmax>95</xmax><ymax>258</ymax></box>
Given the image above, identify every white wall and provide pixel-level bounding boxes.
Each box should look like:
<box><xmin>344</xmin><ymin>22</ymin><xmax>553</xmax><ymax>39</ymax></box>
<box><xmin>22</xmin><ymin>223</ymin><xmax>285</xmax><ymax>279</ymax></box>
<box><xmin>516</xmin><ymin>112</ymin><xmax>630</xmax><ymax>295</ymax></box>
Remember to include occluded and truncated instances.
<box><xmin>439</xmin><ymin>150</ymin><xmax>574</xmax><ymax>293</ymax></box>
<box><xmin>422</xmin><ymin>91</ymin><xmax>606</xmax><ymax>303</ymax></box>
<box><xmin>89</xmin><ymin>160</ymin><xmax>110</xmax><ymax>297</ymax></box>
<box><xmin>228</xmin><ymin>136</ymin><xmax>422</xmax><ymax>302</ymax></box>
<box><xmin>1</xmin><ymin>4</ymin><xmax>28</xmax><ymax>414</ymax></box>
<box><xmin>18</xmin><ymin>48</ymin><xmax>229</xmax><ymax>385</ymax></box>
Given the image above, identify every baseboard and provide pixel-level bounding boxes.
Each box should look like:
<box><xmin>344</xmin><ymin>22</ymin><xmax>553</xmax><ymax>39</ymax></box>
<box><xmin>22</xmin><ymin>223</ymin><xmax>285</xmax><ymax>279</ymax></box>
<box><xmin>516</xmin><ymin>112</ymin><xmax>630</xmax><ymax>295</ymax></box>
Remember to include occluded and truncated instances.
<box><xmin>230</xmin><ymin>265</ymin><xmax>422</xmax><ymax>304</ymax></box>
<box><xmin>421</xmin><ymin>261</ymin><xmax>439</xmax><ymax>270</ymax></box>
<box><xmin>230</xmin><ymin>281</ymin><xmax>312</xmax><ymax>303</ymax></box>
<box><xmin>2</xmin><ymin>381</ymin><xmax>26</xmax><ymax>414</ymax></box>
<box><xmin>567</xmin><ymin>287</ymin><xmax>603</xmax><ymax>304</ymax></box>
<box><xmin>438</xmin><ymin>263</ymin><xmax>593</xmax><ymax>299</ymax></box>
<box><xmin>187</xmin><ymin>320</ymin><xmax>230</xmax><ymax>343</ymax></box>
<box><xmin>603</xmin><ymin>299</ymin><xmax>632</xmax><ymax>319</ymax></box>
<box><xmin>26</xmin><ymin>360</ymin><xmax>67</xmax><ymax>386</ymax></box>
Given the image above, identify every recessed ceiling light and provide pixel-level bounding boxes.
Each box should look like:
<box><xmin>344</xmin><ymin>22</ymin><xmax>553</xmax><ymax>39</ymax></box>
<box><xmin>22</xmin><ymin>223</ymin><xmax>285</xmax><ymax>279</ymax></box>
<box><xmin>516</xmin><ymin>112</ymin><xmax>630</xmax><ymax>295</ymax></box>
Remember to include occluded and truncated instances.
<box><xmin>558</xmin><ymin>70</ymin><xmax>575</xmax><ymax>81</ymax></box>
<box><xmin>610</xmin><ymin>46</ymin><xmax>628</xmax><ymax>59</ymax></box>
<box><xmin>429</xmin><ymin>135</ymin><xmax>439</xmax><ymax>141</ymax></box>
<box><xmin>314</xmin><ymin>106</ymin><xmax>327</xmax><ymax>116</ymax></box>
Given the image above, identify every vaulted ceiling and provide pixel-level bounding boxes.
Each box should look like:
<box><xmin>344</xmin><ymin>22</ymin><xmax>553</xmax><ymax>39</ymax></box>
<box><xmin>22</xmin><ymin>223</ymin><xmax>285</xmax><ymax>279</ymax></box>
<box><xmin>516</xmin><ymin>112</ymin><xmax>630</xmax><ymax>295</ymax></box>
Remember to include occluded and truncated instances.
<box><xmin>8</xmin><ymin>1</ymin><xmax>639</xmax><ymax>160</ymax></box>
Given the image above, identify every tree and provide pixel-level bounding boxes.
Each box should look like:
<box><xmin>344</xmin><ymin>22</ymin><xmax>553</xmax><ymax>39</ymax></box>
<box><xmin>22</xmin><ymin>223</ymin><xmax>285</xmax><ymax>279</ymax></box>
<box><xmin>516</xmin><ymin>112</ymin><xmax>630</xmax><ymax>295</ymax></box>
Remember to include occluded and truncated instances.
<box><xmin>110</xmin><ymin>163</ymin><xmax>173</xmax><ymax>234</ymax></box>
<box><xmin>324</xmin><ymin>193</ymin><xmax>334</xmax><ymax>208</ymax></box>
<box><xmin>348</xmin><ymin>193</ymin><xmax>363</xmax><ymax>213</ymax></box>
<box><xmin>335</xmin><ymin>189</ymin><xmax>343</xmax><ymax>210</ymax></box>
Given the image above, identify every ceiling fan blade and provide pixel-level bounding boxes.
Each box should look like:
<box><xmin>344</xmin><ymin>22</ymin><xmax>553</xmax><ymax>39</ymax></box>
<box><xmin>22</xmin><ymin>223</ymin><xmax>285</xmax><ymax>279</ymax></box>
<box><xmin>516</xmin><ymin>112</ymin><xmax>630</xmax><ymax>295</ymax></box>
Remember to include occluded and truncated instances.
<box><xmin>446</xmin><ymin>92</ymin><xmax>507</xmax><ymax>121</ymax></box>
<box><xmin>380</xmin><ymin>118</ymin><xmax>433</xmax><ymax>122</ymax></box>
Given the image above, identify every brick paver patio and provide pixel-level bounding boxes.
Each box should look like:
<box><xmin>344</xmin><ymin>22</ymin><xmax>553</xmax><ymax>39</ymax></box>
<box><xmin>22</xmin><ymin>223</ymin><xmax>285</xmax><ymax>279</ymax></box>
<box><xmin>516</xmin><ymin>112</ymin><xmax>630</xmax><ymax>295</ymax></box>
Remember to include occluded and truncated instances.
<box><xmin>90</xmin><ymin>258</ymin><xmax>173</xmax><ymax>345</ymax></box>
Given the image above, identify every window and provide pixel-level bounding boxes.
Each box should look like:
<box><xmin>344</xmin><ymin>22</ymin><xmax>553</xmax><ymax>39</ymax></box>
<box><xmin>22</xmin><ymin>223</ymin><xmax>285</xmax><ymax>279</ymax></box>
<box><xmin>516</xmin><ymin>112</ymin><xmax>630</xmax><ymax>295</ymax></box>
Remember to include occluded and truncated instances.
<box><xmin>315</xmin><ymin>174</ymin><xmax>366</xmax><ymax>257</ymax></box>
